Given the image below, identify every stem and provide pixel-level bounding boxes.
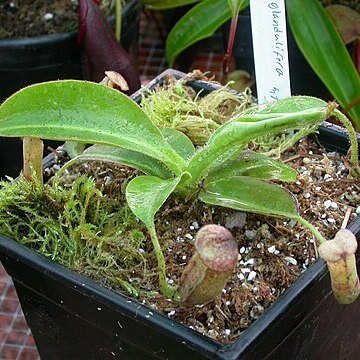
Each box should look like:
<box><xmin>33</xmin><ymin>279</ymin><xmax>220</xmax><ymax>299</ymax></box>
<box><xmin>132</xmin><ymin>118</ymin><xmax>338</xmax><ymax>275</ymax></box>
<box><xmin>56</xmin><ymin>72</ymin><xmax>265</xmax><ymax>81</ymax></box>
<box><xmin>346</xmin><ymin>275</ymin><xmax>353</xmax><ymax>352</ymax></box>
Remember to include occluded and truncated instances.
<box><xmin>115</xmin><ymin>0</ymin><xmax>122</xmax><ymax>42</ymax></box>
<box><xmin>223</xmin><ymin>12</ymin><xmax>239</xmax><ymax>75</ymax></box>
<box><xmin>266</xmin><ymin>125</ymin><xmax>318</xmax><ymax>158</ymax></box>
<box><xmin>333</xmin><ymin>109</ymin><xmax>360</xmax><ymax>177</ymax></box>
<box><xmin>226</xmin><ymin>13</ymin><xmax>239</xmax><ymax>58</ymax></box>
<box><xmin>23</xmin><ymin>137</ymin><xmax>44</xmax><ymax>183</ymax></box>
<box><xmin>356</xmin><ymin>39</ymin><xmax>360</xmax><ymax>74</ymax></box>
<box><xmin>80</xmin><ymin>190</ymin><xmax>92</xmax><ymax>228</ymax></box>
<box><xmin>343</xmin><ymin>95</ymin><xmax>360</xmax><ymax>115</ymax></box>
<box><xmin>295</xmin><ymin>216</ymin><xmax>326</xmax><ymax>245</ymax></box>
<box><xmin>53</xmin><ymin>157</ymin><xmax>79</xmax><ymax>186</ymax></box>
<box><xmin>148</xmin><ymin>225</ymin><xmax>179</xmax><ymax>300</ymax></box>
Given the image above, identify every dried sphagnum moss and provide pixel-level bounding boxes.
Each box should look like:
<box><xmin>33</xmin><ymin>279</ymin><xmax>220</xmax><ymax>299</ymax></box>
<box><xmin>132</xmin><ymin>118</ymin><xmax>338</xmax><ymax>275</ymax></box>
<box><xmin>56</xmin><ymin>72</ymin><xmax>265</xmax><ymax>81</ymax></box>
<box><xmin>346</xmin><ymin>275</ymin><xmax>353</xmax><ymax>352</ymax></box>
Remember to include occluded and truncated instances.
<box><xmin>140</xmin><ymin>76</ymin><xmax>255</xmax><ymax>145</ymax></box>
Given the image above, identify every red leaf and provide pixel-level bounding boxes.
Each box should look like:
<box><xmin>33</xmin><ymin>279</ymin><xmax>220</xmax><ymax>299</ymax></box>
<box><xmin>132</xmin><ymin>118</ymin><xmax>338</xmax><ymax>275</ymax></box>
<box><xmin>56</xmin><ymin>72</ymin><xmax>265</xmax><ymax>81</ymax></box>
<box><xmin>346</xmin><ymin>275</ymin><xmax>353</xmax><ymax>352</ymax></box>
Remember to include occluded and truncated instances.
<box><xmin>78</xmin><ymin>0</ymin><xmax>141</xmax><ymax>94</ymax></box>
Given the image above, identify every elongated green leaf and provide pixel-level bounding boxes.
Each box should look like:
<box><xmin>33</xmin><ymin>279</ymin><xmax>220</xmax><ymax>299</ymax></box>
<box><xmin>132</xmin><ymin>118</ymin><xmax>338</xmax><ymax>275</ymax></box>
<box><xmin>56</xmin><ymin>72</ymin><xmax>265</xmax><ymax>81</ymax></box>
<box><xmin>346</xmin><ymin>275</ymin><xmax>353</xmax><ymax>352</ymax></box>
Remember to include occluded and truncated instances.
<box><xmin>166</xmin><ymin>0</ymin><xmax>249</xmax><ymax>66</ymax></box>
<box><xmin>179</xmin><ymin>96</ymin><xmax>331</xmax><ymax>194</ymax></box>
<box><xmin>126</xmin><ymin>176</ymin><xmax>181</xmax><ymax>228</ymax></box>
<box><xmin>143</xmin><ymin>0</ymin><xmax>201</xmax><ymax>10</ymax></box>
<box><xmin>161</xmin><ymin>127</ymin><xmax>195</xmax><ymax>160</ymax></box>
<box><xmin>287</xmin><ymin>0</ymin><xmax>360</xmax><ymax>128</ymax></box>
<box><xmin>126</xmin><ymin>175</ymin><xmax>182</xmax><ymax>299</ymax></box>
<box><xmin>242</xmin><ymin>96</ymin><xmax>328</xmax><ymax>116</ymax></box>
<box><xmin>200</xmin><ymin>176</ymin><xmax>298</xmax><ymax>218</ymax></box>
<box><xmin>0</xmin><ymin>80</ymin><xmax>185</xmax><ymax>175</ymax></box>
<box><xmin>226</xmin><ymin>96</ymin><xmax>328</xmax><ymax>124</ymax></box>
<box><xmin>207</xmin><ymin>151</ymin><xmax>297</xmax><ymax>183</ymax></box>
<box><xmin>75</xmin><ymin>129</ymin><xmax>195</xmax><ymax>178</ymax></box>
<box><xmin>75</xmin><ymin>145</ymin><xmax>173</xmax><ymax>179</ymax></box>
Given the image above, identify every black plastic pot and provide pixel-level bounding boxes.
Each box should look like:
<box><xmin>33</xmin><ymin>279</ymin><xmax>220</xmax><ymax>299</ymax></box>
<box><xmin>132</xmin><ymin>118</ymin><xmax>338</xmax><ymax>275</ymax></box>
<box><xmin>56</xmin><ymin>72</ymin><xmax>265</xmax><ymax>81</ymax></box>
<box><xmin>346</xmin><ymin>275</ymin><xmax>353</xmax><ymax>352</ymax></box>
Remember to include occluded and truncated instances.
<box><xmin>223</xmin><ymin>14</ymin><xmax>329</xmax><ymax>99</ymax></box>
<box><xmin>0</xmin><ymin>0</ymin><xmax>140</xmax><ymax>102</ymax></box>
<box><xmin>0</xmin><ymin>0</ymin><xmax>141</xmax><ymax>179</ymax></box>
<box><xmin>0</xmin><ymin>69</ymin><xmax>360</xmax><ymax>359</ymax></box>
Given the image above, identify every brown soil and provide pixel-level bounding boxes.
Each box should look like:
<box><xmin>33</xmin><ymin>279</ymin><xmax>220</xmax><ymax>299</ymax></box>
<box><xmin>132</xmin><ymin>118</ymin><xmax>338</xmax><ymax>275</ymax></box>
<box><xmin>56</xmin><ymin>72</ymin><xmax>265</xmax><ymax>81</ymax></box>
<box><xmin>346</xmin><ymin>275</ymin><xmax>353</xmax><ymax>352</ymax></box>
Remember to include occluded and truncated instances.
<box><xmin>58</xmin><ymin>136</ymin><xmax>359</xmax><ymax>344</ymax></box>
<box><xmin>0</xmin><ymin>0</ymin><xmax>79</xmax><ymax>39</ymax></box>
<box><xmin>43</xmin><ymin>72</ymin><xmax>359</xmax><ymax>344</ymax></box>
<box><xmin>2</xmin><ymin>0</ymin><xmax>357</xmax><ymax>40</ymax></box>
<box><xmin>141</xmin><ymin>137</ymin><xmax>359</xmax><ymax>344</ymax></box>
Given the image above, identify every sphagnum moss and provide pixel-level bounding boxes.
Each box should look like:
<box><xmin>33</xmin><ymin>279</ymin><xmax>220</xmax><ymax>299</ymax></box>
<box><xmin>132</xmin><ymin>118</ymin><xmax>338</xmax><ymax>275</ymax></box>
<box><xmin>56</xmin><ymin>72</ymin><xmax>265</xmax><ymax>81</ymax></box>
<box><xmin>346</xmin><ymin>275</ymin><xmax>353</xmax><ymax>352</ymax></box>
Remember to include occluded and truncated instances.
<box><xmin>0</xmin><ymin>174</ymin><xmax>149</xmax><ymax>296</ymax></box>
<box><xmin>140</xmin><ymin>79</ymin><xmax>254</xmax><ymax>145</ymax></box>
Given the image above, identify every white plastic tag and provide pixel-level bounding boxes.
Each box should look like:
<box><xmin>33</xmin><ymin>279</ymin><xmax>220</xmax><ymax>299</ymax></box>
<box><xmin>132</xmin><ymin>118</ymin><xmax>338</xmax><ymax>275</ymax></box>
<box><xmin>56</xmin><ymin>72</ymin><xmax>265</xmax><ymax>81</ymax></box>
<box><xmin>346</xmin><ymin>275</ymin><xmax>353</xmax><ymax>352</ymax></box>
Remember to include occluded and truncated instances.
<box><xmin>249</xmin><ymin>0</ymin><xmax>291</xmax><ymax>104</ymax></box>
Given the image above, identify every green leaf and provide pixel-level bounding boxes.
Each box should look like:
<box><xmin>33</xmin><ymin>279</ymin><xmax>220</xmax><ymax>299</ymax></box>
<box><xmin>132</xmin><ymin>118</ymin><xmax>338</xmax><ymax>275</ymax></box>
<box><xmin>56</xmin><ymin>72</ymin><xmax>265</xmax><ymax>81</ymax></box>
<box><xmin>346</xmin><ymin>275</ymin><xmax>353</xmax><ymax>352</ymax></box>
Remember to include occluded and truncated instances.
<box><xmin>126</xmin><ymin>175</ymin><xmax>182</xmax><ymax>299</ymax></box>
<box><xmin>0</xmin><ymin>80</ymin><xmax>185</xmax><ymax>175</ymax></box>
<box><xmin>207</xmin><ymin>151</ymin><xmax>297</xmax><ymax>183</ymax></box>
<box><xmin>178</xmin><ymin>96</ymin><xmax>331</xmax><ymax>195</ymax></box>
<box><xmin>161</xmin><ymin>127</ymin><xmax>195</xmax><ymax>160</ymax></box>
<box><xmin>200</xmin><ymin>176</ymin><xmax>298</xmax><ymax>218</ymax></box>
<box><xmin>75</xmin><ymin>145</ymin><xmax>173</xmax><ymax>179</ymax></box>
<box><xmin>244</xmin><ymin>96</ymin><xmax>328</xmax><ymax>116</ymax></box>
<box><xmin>166</xmin><ymin>0</ymin><xmax>249</xmax><ymax>66</ymax></box>
<box><xmin>75</xmin><ymin>129</ymin><xmax>194</xmax><ymax>178</ymax></box>
<box><xmin>143</xmin><ymin>0</ymin><xmax>201</xmax><ymax>10</ymax></box>
<box><xmin>287</xmin><ymin>0</ymin><xmax>360</xmax><ymax>129</ymax></box>
<box><xmin>126</xmin><ymin>176</ymin><xmax>181</xmax><ymax>228</ymax></box>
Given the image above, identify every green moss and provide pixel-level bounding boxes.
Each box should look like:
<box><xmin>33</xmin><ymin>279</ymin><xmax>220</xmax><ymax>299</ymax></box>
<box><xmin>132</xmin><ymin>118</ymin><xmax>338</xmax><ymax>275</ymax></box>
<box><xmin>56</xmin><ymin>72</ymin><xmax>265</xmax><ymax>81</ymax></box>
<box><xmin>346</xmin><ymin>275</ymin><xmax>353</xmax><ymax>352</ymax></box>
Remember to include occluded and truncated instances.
<box><xmin>140</xmin><ymin>80</ymin><xmax>254</xmax><ymax>145</ymax></box>
<box><xmin>0</xmin><ymin>174</ymin><xmax>149</xmax><ymax>296</ymax></box>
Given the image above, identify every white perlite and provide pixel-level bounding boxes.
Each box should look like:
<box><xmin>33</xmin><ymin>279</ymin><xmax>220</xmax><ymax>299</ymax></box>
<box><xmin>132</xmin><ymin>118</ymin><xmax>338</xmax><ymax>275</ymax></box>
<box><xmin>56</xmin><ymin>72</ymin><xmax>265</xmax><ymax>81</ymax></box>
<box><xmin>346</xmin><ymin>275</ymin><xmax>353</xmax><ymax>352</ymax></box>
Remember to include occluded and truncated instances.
<box><xmin>268</xmin><ymin>245</ymin><xmax>280</xmax><ymax>255</ymax></box>
<box><xmin>247</xmin><ymin>271</ymin><xmax>257</xmax><ymax>282</ymax></box>
<box><xmin>44</xmin><ymin>13</ymin><xmax>54</xmax><ymax>21</ymax></box>
<box><xmin>324</xmin><ymin>200</ymin><xmax>338</xmax><ymax>210</ymax></box>
<box><xmin>167</xmin><ymin>310</ymin><xmax>176</xmax><ymax>318</ymax></box>
<box><xmin>284</xmin><ymin>256</ymin><xmax>298</xmax><ymax>266</ymax></box>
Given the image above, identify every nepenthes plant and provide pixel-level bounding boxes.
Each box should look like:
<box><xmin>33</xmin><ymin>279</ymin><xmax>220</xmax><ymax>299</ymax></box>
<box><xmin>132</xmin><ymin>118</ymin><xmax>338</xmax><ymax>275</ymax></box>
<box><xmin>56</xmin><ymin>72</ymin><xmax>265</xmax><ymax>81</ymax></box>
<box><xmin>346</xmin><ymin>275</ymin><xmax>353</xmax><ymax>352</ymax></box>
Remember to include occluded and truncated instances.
<box><xmin>0</xmin><ymin>78</ymin><xmax>359</xmax><ymax>305</ymax></box>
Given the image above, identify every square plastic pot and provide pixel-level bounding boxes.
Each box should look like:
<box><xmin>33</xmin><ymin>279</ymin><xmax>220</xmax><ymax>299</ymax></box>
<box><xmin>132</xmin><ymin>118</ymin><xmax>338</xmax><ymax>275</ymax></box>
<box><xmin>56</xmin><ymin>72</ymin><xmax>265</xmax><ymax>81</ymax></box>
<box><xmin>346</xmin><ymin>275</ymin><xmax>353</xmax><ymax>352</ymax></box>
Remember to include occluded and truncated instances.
<box><xmin>0</xmin><ymin>70</ymin><xmax>359</xmax><ymax>360</ymax></box>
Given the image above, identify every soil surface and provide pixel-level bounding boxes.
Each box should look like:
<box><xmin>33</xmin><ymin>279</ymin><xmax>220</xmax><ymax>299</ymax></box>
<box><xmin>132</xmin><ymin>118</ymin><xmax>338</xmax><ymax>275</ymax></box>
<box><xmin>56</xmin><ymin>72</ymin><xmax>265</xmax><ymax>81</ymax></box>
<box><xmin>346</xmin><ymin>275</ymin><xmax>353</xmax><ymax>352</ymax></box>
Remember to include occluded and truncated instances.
<box><xmin>140</xmin><ymin>138</ymin><xmax>360</xmax><ymax>344</ymax></box>
<box><xmin>39</xmin><ymin>72</ymin><xmax>359</xmax><ymax>344</ymax></box>
<box><xmin>57</xmin><ymin>136</ymin><xmax>359</xmax><ymax>344</ymax></box>
<box><xmin>2</xmin><ymin>0</ymin><xmax>357</xmax><ymax>40</ymax></box>
<box><xmin>0</xmin><ymin>0</ymin><xmax>79</xmax><ymax>39</ymax></box>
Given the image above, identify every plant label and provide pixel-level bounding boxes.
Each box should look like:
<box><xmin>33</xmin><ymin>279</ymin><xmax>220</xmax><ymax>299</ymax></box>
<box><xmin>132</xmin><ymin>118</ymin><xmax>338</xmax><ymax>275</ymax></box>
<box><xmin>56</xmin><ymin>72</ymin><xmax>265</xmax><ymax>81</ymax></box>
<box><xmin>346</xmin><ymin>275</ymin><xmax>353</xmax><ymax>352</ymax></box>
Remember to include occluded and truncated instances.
<box><xmin>249</xmin><ymin>0</ymin><xmax>291</xmax><ymax>104</ymax></box>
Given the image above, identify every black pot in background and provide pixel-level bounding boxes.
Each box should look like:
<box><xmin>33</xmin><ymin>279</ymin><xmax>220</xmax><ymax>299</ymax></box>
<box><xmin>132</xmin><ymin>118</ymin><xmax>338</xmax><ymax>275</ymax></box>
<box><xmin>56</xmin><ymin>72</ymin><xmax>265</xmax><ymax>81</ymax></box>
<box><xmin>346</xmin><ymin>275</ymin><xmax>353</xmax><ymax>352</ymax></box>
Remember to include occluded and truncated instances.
<box><xmin>0</xmin><ymin>0</ymin><xmax>141</xmax><ymax>179</ymax></box>
<box><xmin>0</xmin><ymin>31</ymin><xmax>82</xmax><ymax>101</ymax></box>
<box><xmin>222</xmin><ymin>14</ymin><xmax>330</xmax><ymax>99</ymax></box>
<box><xmin>0</xmin><ymin>69</ymin><xmax>360</xmax><ymax>359</ymax></box>
<box><xmin>0</xmin><ymin>0</ymin><xmax>140</xmax><ymax>102</ymax></box>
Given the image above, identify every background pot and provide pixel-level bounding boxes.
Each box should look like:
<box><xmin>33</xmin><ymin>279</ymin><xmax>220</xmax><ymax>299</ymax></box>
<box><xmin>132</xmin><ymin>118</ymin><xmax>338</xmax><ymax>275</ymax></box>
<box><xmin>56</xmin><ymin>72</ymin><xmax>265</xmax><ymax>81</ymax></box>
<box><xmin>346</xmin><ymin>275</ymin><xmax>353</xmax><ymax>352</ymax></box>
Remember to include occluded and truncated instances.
<box><xmin>0</xmin><ymin>0</ymin><xmax>140</xmax><ymax>102</ymax></box>
<box><xmin>222</xmin><ymin>14</ymin><xmax>330</xmax><ymax>99</ymax></box>
<box><xmin>0</xmin><ymin>32</ymin><xmax>83</xmax><ymax>102</ymax></box>
<box><xmin>0</xmin><ymin>0</ymin><xmax>141</xmax><ymax>179</ymax></box>
<box><xmin>0</xmin><ymin>69</ymin><xmax>359</xmax><ymax>359</ymax></box>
